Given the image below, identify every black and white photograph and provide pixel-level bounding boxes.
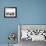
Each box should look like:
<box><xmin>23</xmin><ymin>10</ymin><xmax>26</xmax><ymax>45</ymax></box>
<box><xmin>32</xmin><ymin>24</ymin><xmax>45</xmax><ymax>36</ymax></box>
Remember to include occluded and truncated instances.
<box><xmin>4</xmin><ymin>7</ymin><xmax>17</xmax><ymax>18</ymax></box>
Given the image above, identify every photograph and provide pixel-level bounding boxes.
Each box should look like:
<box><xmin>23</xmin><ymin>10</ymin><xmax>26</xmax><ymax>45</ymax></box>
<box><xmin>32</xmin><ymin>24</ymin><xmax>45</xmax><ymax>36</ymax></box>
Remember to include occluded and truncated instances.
<box><xmin>4</xmin><ymin>7</ymin><xmax>17</xmax><ymax>18</ymax></box>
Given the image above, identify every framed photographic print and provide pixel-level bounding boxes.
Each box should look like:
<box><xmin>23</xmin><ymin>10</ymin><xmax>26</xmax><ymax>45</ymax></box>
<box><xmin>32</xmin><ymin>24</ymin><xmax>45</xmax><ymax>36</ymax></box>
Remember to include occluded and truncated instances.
<box><xmin>4</xmin><ymin>7</ymin><xmax>17</xmax><ymax>18</ymax></box>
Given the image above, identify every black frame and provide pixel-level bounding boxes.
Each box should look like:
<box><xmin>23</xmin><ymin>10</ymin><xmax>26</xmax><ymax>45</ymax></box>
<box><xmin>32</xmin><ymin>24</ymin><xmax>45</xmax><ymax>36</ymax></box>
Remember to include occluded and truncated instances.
<box><xmin>4</xmin><ymin>7</ymin><xmax>17</xmax><ymax>18</ymax></box>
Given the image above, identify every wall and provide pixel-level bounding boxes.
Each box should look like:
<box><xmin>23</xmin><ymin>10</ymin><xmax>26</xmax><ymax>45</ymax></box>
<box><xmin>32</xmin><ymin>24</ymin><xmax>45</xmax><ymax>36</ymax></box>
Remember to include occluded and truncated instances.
<box><xmin>0</xmin><ymin>0</ymin><xmax>46</xmax><ymax>44</ymax></box>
